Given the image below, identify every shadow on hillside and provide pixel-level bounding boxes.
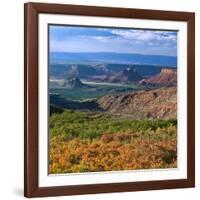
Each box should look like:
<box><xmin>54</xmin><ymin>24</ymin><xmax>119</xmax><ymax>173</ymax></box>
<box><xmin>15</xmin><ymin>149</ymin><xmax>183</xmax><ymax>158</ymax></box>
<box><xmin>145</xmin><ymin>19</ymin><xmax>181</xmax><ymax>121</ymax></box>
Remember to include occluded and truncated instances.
<box><xmin>50</xmin><ymin>94</ymin><xmax>104</xmax><ymax>112</ymax></box>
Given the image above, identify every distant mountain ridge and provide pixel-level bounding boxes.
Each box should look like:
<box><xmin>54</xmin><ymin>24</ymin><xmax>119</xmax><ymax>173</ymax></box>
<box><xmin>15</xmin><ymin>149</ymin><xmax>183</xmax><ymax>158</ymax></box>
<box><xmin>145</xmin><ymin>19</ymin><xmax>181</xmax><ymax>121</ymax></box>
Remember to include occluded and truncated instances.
<box><xmin>50</xmin><ymin>63</ymin><xmax>176</xmax><ymax>81</ymax></box>
<box><xmin>50</xmin><ymin>52</ymin><xmax>177</xmax><ymax>66</ymax></box>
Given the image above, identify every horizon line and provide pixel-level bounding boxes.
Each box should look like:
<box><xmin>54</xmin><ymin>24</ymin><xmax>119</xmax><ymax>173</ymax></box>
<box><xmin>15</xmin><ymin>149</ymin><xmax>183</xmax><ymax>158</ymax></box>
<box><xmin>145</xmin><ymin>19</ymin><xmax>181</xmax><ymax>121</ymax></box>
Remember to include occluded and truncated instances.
<box><xmin>49</xmin><ymin>51</ymin><xmax>177</xmax><ymax>58</ymax></box>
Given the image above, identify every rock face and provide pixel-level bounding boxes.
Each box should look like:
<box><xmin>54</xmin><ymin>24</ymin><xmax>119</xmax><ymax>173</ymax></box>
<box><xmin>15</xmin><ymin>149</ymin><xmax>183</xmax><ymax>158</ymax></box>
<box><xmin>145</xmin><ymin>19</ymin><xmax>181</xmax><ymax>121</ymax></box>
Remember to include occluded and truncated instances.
<box><xmin>98</xmin><ymin>87</ymin><xmax>177</xmax><ymax>119</ymax></box>
<box><xmin>109</xmin><ymin>68</ymin><xmax>143</xmax><ymax>83</ymax></box>
<box><xmin>63</xmin><ymin>76</ymin><xmax>85</xmax><ymax>89</ymax></box>
<box><xmin>140</xmin><ymin>68</ymin><xmax>177</xmax><ymax>86</ymax></box>
<box><xmin>88</xmin><ymin>67</ymin><xmax>143</xmax><ymax>84</ymax></box>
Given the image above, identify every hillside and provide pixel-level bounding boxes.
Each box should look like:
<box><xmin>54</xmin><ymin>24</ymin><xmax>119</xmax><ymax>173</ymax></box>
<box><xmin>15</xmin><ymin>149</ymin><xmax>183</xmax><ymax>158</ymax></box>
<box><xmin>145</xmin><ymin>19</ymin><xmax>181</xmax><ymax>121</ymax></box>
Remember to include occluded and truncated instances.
<box><xmin>98</xmin><ymin>87</ymin><xmax>177</xmax><ymax>119</ymax></box>
<box><xmin>50</xmin><ymin>110</ymin><xmax>177</xmax><ymax>173</ymax></box>
<box><xmin>139</xmin><ymin>68</ymin><xmax>177</xmax><ymax>86</ymax></box>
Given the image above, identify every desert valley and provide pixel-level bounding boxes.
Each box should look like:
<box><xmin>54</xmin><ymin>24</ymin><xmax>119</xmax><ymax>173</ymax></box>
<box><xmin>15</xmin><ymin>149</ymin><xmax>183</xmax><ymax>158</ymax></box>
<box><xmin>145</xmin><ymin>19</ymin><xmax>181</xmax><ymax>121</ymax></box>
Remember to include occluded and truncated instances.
<box><xmin>49</xmin><ymin>52</ymin><xmax>177</xmax><ymax>173</ymax></box>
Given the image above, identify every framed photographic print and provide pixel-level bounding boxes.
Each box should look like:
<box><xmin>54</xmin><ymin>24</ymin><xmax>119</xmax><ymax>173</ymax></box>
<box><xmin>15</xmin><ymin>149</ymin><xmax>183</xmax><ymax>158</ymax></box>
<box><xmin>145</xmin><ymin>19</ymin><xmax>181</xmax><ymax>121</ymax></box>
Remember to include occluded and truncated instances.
<box><xmin>24</xmin><ymin>2</ymin><xmax>195</xmax><ymax>197</ymax></box>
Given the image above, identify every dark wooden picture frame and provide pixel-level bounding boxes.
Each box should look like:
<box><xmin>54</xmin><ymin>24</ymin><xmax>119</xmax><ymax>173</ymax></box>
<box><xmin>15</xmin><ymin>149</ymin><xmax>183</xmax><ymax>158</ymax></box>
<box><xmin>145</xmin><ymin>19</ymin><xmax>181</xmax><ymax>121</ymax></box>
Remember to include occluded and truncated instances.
<box><xmin>24</xmin><ymin>2</ymin><xmax>195</xmax><ymax>198</ymax></box>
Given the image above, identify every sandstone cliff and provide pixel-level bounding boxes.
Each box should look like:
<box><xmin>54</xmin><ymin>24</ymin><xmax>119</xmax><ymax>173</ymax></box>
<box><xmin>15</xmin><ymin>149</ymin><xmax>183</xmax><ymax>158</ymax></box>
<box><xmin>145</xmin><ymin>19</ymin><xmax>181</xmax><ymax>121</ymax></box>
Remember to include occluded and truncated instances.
<box><xmin>139</xmin><ymin>68</ymin><xmax>177</xmax><ymax>86</ymax></box>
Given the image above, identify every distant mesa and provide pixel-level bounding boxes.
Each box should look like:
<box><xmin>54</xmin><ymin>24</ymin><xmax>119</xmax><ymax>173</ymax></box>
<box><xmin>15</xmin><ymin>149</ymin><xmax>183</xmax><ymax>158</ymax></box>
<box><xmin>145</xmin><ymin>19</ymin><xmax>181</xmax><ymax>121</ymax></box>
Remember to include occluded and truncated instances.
<box><xmin>50</xmin><ymin>62</ymin><xmax>173</xmax><ymax>81</ymax></box>
<box><xmin>109</xmin><ymin>67</ymin><xmax>143</xmax><ymax>83</ymax></box>
<box><xmin>91</xmin><ymin>67</ymin><xmax>143</xmax><ymax>84</ymax></box>
<box><xmin>63</xmin><ymin>76</ymin><xmax>85</xmax><ymax>89</ymax></box>
<box><xmin>139</xmin><ymin>68</ymin><xmax>177</xmax><ymax>87</ymax></box>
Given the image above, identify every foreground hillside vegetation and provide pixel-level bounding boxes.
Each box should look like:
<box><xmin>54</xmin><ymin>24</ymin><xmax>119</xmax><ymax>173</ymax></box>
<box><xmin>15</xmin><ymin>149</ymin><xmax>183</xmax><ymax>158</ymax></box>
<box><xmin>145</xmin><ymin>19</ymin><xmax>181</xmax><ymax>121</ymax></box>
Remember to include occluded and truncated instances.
<box><xmin>49</xmin><ymin>110</ymin><xmax>177</xmax><ymax>173</ymax></box>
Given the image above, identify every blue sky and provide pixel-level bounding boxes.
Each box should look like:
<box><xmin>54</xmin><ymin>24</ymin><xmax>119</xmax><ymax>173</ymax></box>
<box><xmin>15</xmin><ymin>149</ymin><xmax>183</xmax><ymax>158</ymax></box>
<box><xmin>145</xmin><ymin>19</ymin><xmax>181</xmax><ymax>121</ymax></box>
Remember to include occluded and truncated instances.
<box><xmin>49</xmin><ymin>25</ymin><xmax>177</xmax><ymax>56</ymax></box>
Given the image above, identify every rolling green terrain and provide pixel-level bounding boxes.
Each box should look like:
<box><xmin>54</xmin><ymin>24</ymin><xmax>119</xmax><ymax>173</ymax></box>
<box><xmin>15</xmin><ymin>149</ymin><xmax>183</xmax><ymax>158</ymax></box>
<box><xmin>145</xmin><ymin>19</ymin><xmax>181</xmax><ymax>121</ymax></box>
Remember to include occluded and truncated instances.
<box><xmin>50</xmin><ymin>110</ymin><xmax>177</xmax><ymax>140</ymax></box>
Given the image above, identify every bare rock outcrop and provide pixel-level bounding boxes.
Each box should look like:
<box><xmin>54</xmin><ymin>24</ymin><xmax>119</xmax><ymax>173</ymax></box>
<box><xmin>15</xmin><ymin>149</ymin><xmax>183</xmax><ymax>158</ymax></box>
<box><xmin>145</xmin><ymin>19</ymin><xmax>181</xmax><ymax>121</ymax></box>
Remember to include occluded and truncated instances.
<box><xmin>98</xmin><ymin>87</ymin><xmax>177</xmax><ymax>119</ymax></box>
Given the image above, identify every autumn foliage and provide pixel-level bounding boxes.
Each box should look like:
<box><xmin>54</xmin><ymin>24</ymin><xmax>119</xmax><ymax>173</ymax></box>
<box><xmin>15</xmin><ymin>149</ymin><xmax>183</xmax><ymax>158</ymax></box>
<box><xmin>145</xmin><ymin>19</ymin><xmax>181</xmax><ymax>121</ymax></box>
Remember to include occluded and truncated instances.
<box><xmin>49</xmin><ymin>110</ymin><xmax>177</xmax><ymax>174</ymax></box>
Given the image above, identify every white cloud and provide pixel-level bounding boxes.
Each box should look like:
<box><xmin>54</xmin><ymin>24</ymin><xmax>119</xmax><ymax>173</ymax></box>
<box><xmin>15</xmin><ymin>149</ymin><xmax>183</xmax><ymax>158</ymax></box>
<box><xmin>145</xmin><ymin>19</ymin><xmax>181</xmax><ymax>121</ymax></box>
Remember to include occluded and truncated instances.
<box><xmin>50</xmin><ymin>28</ymin><xmax>177</xmax><ymax>56</ymax></box>
<box><xmin>90</xmin><ymin>36</ymin><xmax>109</xmax><ymax>42</ymax></box>
<box><xmin>110</xmin><ymin>29</ymin><xmax>177</xmax><ymax>43</ymax></box>
<box><xmin>80</xmin><ymin>35</ymin><xmax>117</xmax><ymax>42</ymax></box>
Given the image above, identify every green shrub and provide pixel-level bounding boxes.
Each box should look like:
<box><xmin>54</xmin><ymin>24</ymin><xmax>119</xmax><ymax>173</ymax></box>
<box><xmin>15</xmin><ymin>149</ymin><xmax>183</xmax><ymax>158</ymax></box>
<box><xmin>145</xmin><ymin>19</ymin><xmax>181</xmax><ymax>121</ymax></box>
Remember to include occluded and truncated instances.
<box><xmin>50</xmin><ymin>110</ymin><xmax>177</xmax><ymax>140</ymax></box>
